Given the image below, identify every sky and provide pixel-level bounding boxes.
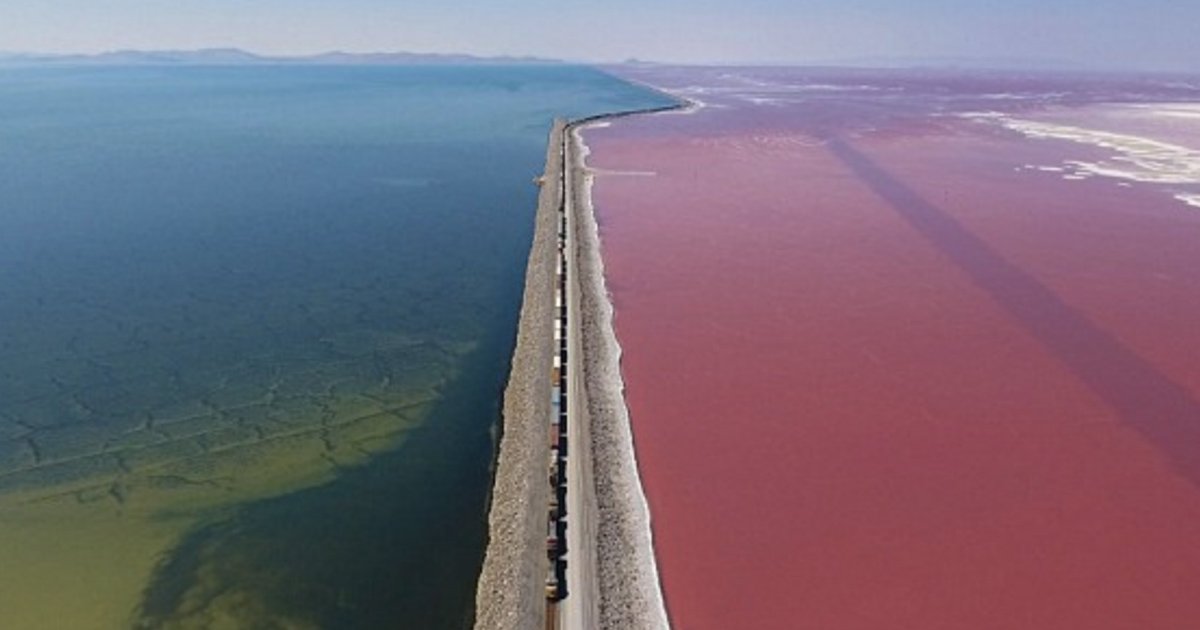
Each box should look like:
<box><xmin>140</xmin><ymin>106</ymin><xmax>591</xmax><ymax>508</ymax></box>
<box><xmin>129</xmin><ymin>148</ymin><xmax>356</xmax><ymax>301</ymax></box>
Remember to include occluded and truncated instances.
<box><xmin>2</xmin><ymin>0</ymin><xmax>1199</xmax><ymax>72</ymax></box>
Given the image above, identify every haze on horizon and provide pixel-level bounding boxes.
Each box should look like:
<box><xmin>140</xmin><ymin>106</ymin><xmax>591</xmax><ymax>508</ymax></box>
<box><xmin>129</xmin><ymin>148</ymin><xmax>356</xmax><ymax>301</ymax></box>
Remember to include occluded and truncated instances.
<box><xmin>3</xmin><ymin>0</ymin><xmax>1199</xmax><ymax>73</ymax></box>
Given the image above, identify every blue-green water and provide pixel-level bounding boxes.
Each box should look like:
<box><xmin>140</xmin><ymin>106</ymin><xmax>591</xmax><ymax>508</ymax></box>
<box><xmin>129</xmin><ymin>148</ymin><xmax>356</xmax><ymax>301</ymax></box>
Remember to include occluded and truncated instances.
<box><xmin>0</xmin><ymin>65</ymin><xmax>671</xmax><ymax>629</ymax></box>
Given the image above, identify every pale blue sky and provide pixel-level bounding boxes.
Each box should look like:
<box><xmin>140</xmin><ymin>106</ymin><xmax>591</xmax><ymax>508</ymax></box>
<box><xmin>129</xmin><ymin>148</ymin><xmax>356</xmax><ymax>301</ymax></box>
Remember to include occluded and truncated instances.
<box><xmin>3</xmin><ymin>0</ymin><xmax>1198</xmax><ymax>71</ymax></box>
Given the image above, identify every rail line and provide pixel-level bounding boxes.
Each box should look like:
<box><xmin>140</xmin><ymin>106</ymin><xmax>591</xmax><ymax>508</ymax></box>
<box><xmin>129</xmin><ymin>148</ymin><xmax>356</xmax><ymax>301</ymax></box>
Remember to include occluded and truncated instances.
<box><xmin>543</xmin><ymin>108</ymin><xmax>680</xmax><ymax>630</ymax></box>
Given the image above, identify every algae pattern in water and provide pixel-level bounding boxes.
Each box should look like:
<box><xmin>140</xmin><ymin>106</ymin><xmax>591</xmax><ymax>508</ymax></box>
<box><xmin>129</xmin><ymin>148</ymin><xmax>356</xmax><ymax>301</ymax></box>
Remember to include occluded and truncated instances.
<box><xmin>0</xmin><ymin>65</ymin><xmax>673</xmax><ymax>629</ymax></box>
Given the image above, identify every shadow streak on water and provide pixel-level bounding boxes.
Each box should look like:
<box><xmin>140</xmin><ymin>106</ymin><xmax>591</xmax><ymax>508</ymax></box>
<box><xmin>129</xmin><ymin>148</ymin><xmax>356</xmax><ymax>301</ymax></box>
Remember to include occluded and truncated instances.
<box><xmin>133</xmin><ymin>327</ymin><xmax>516</xmax><ymax>629</ymax></box>
<box><xmin>827</xmin><ymin>137</ymin><xmax>1200</xmax><ymax>487</ymax></box>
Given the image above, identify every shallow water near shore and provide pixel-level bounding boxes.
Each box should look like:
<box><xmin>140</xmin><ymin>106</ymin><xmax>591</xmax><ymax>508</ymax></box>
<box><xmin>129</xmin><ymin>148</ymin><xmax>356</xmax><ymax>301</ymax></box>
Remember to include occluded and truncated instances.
<box><xmin>0</xmin><ymin>65</ymin><xmax>672</xmax><ymax>629</ymax></box>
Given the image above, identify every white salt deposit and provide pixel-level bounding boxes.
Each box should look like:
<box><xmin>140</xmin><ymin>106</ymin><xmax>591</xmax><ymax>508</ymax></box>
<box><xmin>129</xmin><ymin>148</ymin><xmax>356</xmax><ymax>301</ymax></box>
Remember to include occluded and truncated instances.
<box><xmin>967</xmin><ymin>108</ymin><xmax>1200</xmax><ymax>206</ymax></box>
<box><xmin>1176</xmin><ymin>193</ymin><xmax>1200</xmax><ymax>209</ymax></box>
<box><xmin>966</xmin><ymin>110</ymin><xmax>1200</xmax><ymax>187</ymax></box>
<box><xmin>1134</xmin><ymin>103</ymin><xmax>1200</xmax><ymax>120</ymax></box>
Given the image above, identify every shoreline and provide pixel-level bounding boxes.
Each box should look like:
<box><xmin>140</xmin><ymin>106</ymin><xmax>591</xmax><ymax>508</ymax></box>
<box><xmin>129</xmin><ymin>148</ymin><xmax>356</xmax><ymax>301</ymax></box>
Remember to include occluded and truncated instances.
<box><xmin>474</xmin><ymin>121</ymin><xmax>564</xmax><ymax>630</ymax></box>
<box><xmin>565</xmin><ymin>120</ymin><xmax>670</xmax><ymax>629</ymax></box>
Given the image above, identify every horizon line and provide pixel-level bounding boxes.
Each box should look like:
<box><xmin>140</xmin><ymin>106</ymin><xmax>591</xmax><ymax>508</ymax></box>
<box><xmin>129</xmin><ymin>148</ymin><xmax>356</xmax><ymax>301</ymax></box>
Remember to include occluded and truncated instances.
<box><xmin>2</xmin><ymin>47</ymin><xmax>1197</xmax><ymax>76</ymax></box>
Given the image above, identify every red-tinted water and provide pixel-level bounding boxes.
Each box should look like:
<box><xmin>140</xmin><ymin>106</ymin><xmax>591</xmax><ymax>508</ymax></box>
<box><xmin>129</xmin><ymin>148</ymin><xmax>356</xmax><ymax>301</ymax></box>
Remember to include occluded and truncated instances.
<box><xmin>586</xmin><ymin>67</ymin><xmax>1200</xmax><ymax>629</ymax></box>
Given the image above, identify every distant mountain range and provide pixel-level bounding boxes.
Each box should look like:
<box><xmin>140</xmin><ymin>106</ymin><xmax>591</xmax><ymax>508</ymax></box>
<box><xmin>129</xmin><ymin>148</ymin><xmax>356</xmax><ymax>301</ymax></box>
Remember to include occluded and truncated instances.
<box><xmin>0</xmin><ymin>48</ymin><xmax>562</xmax><ymax>66</ymax></box>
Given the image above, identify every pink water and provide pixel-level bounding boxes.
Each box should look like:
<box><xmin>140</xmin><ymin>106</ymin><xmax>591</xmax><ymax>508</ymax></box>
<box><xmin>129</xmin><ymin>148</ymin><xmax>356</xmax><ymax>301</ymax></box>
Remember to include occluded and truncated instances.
<box><xmin>587</xmin><ymin>67</ymin><xmax>1200</xmax><ymax>629</ymax></box>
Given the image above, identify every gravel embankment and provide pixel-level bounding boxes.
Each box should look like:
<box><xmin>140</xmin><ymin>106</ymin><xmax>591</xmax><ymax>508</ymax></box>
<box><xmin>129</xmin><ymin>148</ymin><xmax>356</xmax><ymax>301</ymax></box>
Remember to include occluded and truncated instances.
<box><xmin>473</xmin><ymin>120</ymin><xmax>564</xmax><ymax>630</ymax></box>
<box><xmin>475</xmin><ymin>110</ymin><xmax>677</xmax><ymax>630</ymax></box>
<box><xmin>568</xmin><ymin>125</ymin><xmax>671</xmax><ymax>630</ymax></box>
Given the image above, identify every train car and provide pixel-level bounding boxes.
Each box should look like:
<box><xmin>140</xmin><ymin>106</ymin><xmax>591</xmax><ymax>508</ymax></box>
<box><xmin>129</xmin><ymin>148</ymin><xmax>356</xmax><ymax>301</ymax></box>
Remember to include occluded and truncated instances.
<box><xmin>549</xmin><ymin>446</ymin><xmax>560</xmax><ymax>486</ymax></box>
<box><xmin>546</xmin><ymin>519</ymin><xmax>558</xmax><ymax>553</ymax></box>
